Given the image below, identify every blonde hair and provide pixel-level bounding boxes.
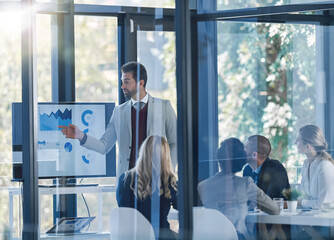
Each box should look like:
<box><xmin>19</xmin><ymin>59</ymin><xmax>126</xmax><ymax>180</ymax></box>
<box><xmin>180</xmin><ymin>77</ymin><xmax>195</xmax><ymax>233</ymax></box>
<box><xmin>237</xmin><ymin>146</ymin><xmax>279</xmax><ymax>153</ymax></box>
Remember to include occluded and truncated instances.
<box><xmin>299</xmin><ymin>125</ymin><xmax>334</xmax><ymax>163</ymax></box>
<box><xmin>126</xmin><ymin>135</ymin><xmax>177</xmax><ymax>200</ymax></box>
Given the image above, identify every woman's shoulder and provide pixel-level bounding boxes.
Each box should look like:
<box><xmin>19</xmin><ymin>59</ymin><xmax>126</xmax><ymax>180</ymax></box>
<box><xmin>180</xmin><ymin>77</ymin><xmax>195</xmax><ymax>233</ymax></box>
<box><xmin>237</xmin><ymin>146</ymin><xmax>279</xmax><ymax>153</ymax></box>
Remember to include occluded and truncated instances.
<box><xmin>315</xmin><ymin>158</ymin><xmax>334</xmax><ymax>169</ymax></box>
<box><xmin>301</xmin><ymin>159</ymin><xmax>310</xmax><ymax>168</ymax></box>
<box><xmin>308</xmin><ymin>158</ymin><xmax>334</xmax><ymax>178</ymax></box>
<box><xmin>119</xmin><ymin>171</ymin><xmax>134</xmax><ymax>187</ymax></box>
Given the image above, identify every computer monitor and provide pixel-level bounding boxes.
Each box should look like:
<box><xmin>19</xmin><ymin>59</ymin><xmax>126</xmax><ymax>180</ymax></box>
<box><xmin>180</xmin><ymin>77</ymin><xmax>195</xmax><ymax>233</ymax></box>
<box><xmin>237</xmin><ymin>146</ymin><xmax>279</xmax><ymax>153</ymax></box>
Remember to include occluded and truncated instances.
<box><xmin>12</xmin><ymin>102</ymin><xmax>116</xmax><ymax>180</ymax></box>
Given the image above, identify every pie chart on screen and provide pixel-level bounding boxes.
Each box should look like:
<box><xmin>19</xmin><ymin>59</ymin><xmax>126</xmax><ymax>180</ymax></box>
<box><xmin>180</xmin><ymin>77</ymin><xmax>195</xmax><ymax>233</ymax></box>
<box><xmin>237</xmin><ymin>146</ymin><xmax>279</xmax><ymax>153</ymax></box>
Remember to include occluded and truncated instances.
<box><xmin>64</xmin><ymin>142</ymin><xmax>72</xmax><ymax>152</ymax></box>
<box><xmin>82</xmin><ymin>150</ymin><xmax>91</xmax><ymax>164</ymax></box>
<box><xmin>82</xmin><ymin>155</ymin><xmax>90</xmax><ymax>164</ymax></box>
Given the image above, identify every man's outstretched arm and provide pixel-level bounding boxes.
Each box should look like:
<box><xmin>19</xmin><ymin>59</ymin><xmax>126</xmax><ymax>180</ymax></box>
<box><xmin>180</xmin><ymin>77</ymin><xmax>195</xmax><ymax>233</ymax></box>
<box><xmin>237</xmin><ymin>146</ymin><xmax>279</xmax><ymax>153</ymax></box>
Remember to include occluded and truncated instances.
<box><xmin>58</xmin><ymin>123</ymin><xmax>84</xmax><ymax>140</ymax></box>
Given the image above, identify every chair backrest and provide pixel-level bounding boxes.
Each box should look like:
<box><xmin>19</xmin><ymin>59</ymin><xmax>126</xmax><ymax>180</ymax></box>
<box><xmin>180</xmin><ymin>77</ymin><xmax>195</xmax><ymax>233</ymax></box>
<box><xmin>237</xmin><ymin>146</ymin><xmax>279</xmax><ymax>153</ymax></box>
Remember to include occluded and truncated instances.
<box><xmin>193</xmin><ymin>207</ymin><xmax>238</xmax><ymax>240</ymax></box>
<box><xmin>110</xmin><ymin>207</ymin><xmax>155</xmax><ymax>240</ymax></box>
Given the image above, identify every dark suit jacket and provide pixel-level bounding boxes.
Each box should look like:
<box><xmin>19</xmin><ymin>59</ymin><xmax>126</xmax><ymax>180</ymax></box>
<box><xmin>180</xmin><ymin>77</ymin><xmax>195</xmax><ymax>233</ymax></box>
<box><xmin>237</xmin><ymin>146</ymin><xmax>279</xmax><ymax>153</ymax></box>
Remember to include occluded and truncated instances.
<box><xmin>243</xmin><ymin>158</ymin><xmax>290</xmax><ymax>199</ymax></box>
<box><xmin>116</xmin><ymin>172</ymin><xmax>178</xmax><ymax>230</ymax></box>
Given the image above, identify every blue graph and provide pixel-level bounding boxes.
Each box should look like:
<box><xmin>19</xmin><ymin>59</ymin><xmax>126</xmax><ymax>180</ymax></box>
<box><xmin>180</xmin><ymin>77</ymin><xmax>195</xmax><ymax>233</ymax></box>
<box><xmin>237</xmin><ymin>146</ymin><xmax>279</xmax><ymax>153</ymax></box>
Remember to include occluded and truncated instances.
<box><xmin>82</xmin><ymin>155</ymin><xmax>90</xmax><ymax>164</ymax></box>
<box><xmin>64</xmin><ymin>142</ymin><xmax>73</xmax><ymax>152</ymax></box>
<box><xmin>81</xmin><ymin>110</ymin><xmax>93</xmax><ymax>126</ymax></box>
<box><xmin>40</xmin><ymin>108</ymin><xmax>72</xmax><ymax>131</ymax></box>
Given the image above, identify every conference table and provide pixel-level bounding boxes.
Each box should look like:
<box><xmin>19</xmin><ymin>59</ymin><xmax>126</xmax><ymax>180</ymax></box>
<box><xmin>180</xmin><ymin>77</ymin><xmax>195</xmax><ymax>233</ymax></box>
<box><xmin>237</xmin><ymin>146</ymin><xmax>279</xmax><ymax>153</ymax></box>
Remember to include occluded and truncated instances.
<box><xmin>246</xmin><ymin>209</ymin><xmax>334</xmax><ymax>239</ymax></box>
<box><xmin>169</xmin><ymin>208</ymin><xmax>334</xmax><ymax>239</ymax></box>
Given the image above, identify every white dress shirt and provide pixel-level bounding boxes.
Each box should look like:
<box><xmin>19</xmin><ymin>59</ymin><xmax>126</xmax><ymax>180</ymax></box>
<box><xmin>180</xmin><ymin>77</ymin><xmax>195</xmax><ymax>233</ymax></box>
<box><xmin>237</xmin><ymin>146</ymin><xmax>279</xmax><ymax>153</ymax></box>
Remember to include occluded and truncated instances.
<box><xmin>131</xmin><ymin>93</ymin><xmax>148</xmax><ymax>107</ymax></box>
<box><xmin>300</xmin><ymin>157</ymin><xmax>334</xmax><ymax>209</ymax></box>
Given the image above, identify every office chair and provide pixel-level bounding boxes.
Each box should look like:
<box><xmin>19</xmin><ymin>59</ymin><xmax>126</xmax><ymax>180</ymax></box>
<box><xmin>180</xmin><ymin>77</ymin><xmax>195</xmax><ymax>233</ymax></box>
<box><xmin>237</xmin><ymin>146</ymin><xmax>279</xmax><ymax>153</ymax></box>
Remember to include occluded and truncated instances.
<box><xmin>110</xmin><ymin>207</ymin><xmax>155</xmax><ymax>240</ymax></box>
<box><xmin>193</xmin><ymin>207</ymin><xmax>238</xmax><ymax>240</ymax></box>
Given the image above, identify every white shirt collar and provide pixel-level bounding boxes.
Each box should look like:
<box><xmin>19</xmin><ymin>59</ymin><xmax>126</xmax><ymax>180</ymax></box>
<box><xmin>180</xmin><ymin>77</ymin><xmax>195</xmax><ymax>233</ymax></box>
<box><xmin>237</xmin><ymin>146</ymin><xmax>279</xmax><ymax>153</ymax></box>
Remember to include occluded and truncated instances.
<box><xmin>254</xmin><ymin>164</ymin><xmax>262</xmax><ymax>174</ymax></box>
<box><xmin>131</xmin><ymin>93</ymin><xmax>148</xmax><ymax>106</ymax></box>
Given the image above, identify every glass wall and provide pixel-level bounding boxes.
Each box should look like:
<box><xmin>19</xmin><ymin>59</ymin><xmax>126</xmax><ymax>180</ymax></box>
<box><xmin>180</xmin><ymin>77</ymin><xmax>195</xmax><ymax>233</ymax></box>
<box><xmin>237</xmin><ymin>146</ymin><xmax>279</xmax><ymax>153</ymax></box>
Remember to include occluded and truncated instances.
<box><xmin>74</xmin><ymin>14</ymin><xmax>119</xmax><ymax>233</ymax></box>
<box><xmin>134</xmin><ymin>23</ymin><xmax>178</xmax><ymax>238</ymax></box>
<box><xmin>75</xmin><ymin>16</ymin><xmax>118</xmax><ymax>103</ymax></box>
<box><xmin>37</xmin><ymin>14</ymin><xmax>52</xmax><ymax>102</ymax></box>
<box><xmin>2</xmin><ymin>1</ymin><xmax>334</xmax><ymax>239</ymax></box>
<box><xmin>138</xmin><ymin>31</ymin><xmax>176</xmax><ymax>111</ymax></box>
<box><xmin>36</xmin><ymin>14</ymin><xmax>53</xmax><ymax>235</ymax></box>
<box><xmin>217</xmin><ymin>0</ymin><xmax>334</xmax><ymax>11</ymax></box>
<box><xmin>74</xmin><ymin>0</ymin><xmax>175</xmax><ymax>9</ymax></box>
<box><xmin>217</xmin><ymin>21</ymin><xmax>317</xmax><ymax>182</ymax></box>
<box><xmin>196</xmin><ymin>4</ymin><xmax>334</xmax><ymax>240</ymax></box>
<box><xmin>0</xmin><ymin>11</ymin><xmax>21</xmax><ymax>240</ymax></box>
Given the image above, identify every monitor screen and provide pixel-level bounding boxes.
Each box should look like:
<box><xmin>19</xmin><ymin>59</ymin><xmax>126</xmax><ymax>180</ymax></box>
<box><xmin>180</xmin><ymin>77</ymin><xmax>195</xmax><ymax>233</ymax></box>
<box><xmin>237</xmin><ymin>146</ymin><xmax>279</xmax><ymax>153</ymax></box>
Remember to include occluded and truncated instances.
<box><xmin>12</xmin><ymin>102</ymin><xmax>116</xmax><ymax>180</ymax></box>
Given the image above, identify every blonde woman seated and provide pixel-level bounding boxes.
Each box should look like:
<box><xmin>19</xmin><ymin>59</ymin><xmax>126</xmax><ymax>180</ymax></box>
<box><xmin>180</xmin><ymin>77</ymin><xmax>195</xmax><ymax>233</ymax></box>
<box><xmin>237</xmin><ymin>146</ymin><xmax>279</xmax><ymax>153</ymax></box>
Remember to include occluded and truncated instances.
<box><xmin>116</xmin><ymin>135</ymin><xmax>178</xmax><ymax>240</ymax></box>
<box><xmin>198</xmin><ymin>138</ymin><xmax>279</xmax><ymax>240</ymax></box>
<box><xmin>296</xmin><ymin>125</ymin><xmax>334</xmax><ymax>209</ymax></box>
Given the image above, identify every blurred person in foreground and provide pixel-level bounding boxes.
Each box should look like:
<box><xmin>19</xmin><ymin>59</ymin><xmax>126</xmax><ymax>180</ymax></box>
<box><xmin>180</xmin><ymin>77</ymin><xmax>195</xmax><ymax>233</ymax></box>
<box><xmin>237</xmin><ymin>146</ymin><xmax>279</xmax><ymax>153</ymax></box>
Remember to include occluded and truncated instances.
<box><xmin>296</xmin><ymin>124</ymin><xmax>334</xmax><ymax>209</ymax></box>
<box><xmin>243</xmin><ymin>135</ymin><xmax>290</xmax><ymax>199</ymax></box>
<box><xmin>198</xmin><ymin>138</ymin><xmax>279</xmax><ymax>240</ymax></box>
<box><xmin>117</xmin><ymin>135</ymin><xmax>178</xmax><ymax>240</ymax></box>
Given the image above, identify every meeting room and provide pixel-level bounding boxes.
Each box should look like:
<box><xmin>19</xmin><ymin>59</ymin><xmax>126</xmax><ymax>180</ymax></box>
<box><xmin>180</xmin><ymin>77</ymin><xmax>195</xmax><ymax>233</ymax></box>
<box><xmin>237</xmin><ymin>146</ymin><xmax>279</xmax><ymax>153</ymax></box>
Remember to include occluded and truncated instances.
<box><xmin>1</xmin><ymin>0</ymin><xmax>334</xmax><ymax>240</ymax></box>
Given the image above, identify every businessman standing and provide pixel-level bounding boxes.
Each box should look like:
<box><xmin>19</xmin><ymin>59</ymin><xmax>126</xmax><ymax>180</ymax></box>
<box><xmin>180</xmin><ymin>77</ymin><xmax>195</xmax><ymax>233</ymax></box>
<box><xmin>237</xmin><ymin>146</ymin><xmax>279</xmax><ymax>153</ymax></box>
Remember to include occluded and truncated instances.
<box><xmin>60</xmin><ymin>62</ymin><xmax>177</xmax><ymax>178</ymax></box>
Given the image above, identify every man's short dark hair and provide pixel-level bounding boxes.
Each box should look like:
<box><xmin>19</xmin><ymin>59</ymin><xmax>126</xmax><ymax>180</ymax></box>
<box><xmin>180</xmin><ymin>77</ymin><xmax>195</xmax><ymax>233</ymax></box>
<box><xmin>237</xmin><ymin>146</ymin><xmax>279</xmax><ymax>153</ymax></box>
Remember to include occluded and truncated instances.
<box><xmin>121</xmin><ymin>61</ymin><xmax>147</xmax><ymax>87</ymax></box>
<box><xmin>247</xmin><ymin>135</ymin><xmax>271</xmax><ymax>160</ymax></box>
<box><xmin>216</xmin><ymin>138</ymin><xmax>247</xmax><ymax>174</ymax></box>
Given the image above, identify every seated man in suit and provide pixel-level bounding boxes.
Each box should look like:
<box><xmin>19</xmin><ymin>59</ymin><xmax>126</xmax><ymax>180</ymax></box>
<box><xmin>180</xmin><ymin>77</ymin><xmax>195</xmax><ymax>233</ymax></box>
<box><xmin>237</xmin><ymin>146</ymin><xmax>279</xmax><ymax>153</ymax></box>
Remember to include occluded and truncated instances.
<box><xmin>243</xmin><ymin>135</ymin><xmax>290</xmax><ymax>199</ymax></box>
<box><xmin>198</xmin><ymin>138</ymin><xmax>279</xmax><ymax>240</ymax></box>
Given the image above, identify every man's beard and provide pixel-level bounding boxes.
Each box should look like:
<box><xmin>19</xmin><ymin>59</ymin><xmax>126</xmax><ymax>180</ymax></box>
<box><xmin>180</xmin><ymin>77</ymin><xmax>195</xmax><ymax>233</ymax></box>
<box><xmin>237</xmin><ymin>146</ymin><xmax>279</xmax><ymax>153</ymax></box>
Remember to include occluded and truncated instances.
<box><xmin>123</xmin><ymin>89</ymin><xmax>138</xmax><ymax>100</ymax></box>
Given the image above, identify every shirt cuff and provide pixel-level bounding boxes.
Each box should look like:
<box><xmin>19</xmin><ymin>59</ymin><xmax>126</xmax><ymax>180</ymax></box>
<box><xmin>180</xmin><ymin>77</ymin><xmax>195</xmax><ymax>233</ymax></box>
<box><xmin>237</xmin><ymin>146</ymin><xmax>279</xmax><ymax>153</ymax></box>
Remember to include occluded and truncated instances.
<box><xmin>80</xmin><ymin>133</ymin><xmax>87</xmax><ymax>145</ymax></box>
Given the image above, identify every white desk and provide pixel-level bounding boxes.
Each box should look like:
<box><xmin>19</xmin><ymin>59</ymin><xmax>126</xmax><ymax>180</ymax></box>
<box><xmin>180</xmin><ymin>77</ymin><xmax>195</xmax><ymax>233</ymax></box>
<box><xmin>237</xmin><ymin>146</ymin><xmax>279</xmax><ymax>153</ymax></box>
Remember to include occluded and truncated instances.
<box><xmin>40</xmin><ymin>232</ymin><xmax>110</xmax><ymax>239</ymax></box>
<box><xmin>8</xmin><ymin>185</ymin><xmax>116</xmax><ymax>240</ymax></box>
<box><xmin>246</xmin><ymin>209</ymin><xmax>334</xmax><ymax>226</ymax></box>
<box><xmin>166</xmin><ymin>208</ymin><xmax>334</xmax><ymax>239</ymax></box>
<box><xmin>246</xmin><ymin>209</ymin><xmax>334</xmax><ymax>239</ymax></box>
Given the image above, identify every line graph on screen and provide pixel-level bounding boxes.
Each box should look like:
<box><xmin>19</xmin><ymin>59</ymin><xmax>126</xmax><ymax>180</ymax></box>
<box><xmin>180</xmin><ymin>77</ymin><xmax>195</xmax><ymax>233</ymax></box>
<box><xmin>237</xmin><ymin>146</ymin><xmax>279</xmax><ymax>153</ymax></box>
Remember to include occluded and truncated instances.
<box><xmin>40</xmin><ymin>108</ymin><xmax>72</xmax><ymax>131</ymax></box>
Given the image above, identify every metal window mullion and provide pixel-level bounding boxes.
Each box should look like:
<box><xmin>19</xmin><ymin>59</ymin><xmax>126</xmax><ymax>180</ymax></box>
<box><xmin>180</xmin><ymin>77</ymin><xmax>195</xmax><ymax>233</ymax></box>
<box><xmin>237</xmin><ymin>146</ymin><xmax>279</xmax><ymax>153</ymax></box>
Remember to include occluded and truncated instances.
<box><xmin>175</xmin><ymin>0</ymin><xmax>194</xmax><ymax>239</ymax></box>
<box><xmin>196</xmin><ymin>3</ymin><xmax>334</xmax><ymax>21</ymax></box>
<box><xmin>324</xmin><ymin>22</ymin><xmax>334</xmax><ymax>155</ymax></box>
<box><xmin>52</xmin><ymin>0</ymin><xmax>77</xmax><ymax>223</ymax></box>
<box><xmin>21</xmin><ymin>0</ymin><xmax>39</xmax><ymax>239</ymax></box>
<box><xmin>196</xmin><ymin>0</ymin><xmax>219</xmax><ymax>183</ymax></box>
<box><xmin>61</xmin><ymin>0</ymin><xmax>75</xmax><ymax>102</ymax></box>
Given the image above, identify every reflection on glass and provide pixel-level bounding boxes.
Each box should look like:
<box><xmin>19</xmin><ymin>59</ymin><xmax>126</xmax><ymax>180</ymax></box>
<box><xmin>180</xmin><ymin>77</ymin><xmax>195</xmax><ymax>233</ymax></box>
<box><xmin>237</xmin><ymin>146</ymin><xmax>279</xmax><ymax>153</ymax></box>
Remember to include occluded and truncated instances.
<box><xmin>74</xmin><ymin>16</ymin><xmax>119</xmax><ymax>232</ymax></box>
<box><xmin>36</xmin><ymin>14</ymin><xmax>54</xmax><ymax>234</ymax></box>
<box><xmin>138</xmin><ymin>31</ymin><xmax>176</xmax><ymax>112</ymax></box>
<box><xmin>116</xmin><ymin>136</ymin><xmax>178</xmax><ymax>239</ymax></box>
<box><xmin>36</xmin><ymin>14</ymin><xmax>52</xmax><ymax>102</ymax></box>
<box><xmin>74</xmin><ymin>60</ymin><xmax>178</xmax><ymax>236</ymax></box>
<box><xmin>75</xmin><ymin>16</ymin><xmax>118</xmax><ymax>103</ymax></box>
<box><xmin>217</xmin><ymin>0</ymin><xmax>331</xmax><ymax>10</ymax></box>
<box><xmin>198</xmin><ymin>138</ymin><xmax>280</xmax><ymax>239</ymax></box>
<box><xmin>136</xmin><ymin>32</ymin><xmax>178</xmax><ymax>237</ymax></box>
<box><xmin>0</xmin><ymin>11</ymin><xmax>21</xmax><ymax>239</ymax></box>
<box><xmin>74</xmin><ymin>0</ymin><xmax>174</xmax><ymax>9</ymax></box>
<box><xmin>217</xmin><ymin>22</ymin><xmax>316</xmax><ymax>183</ymax></box>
